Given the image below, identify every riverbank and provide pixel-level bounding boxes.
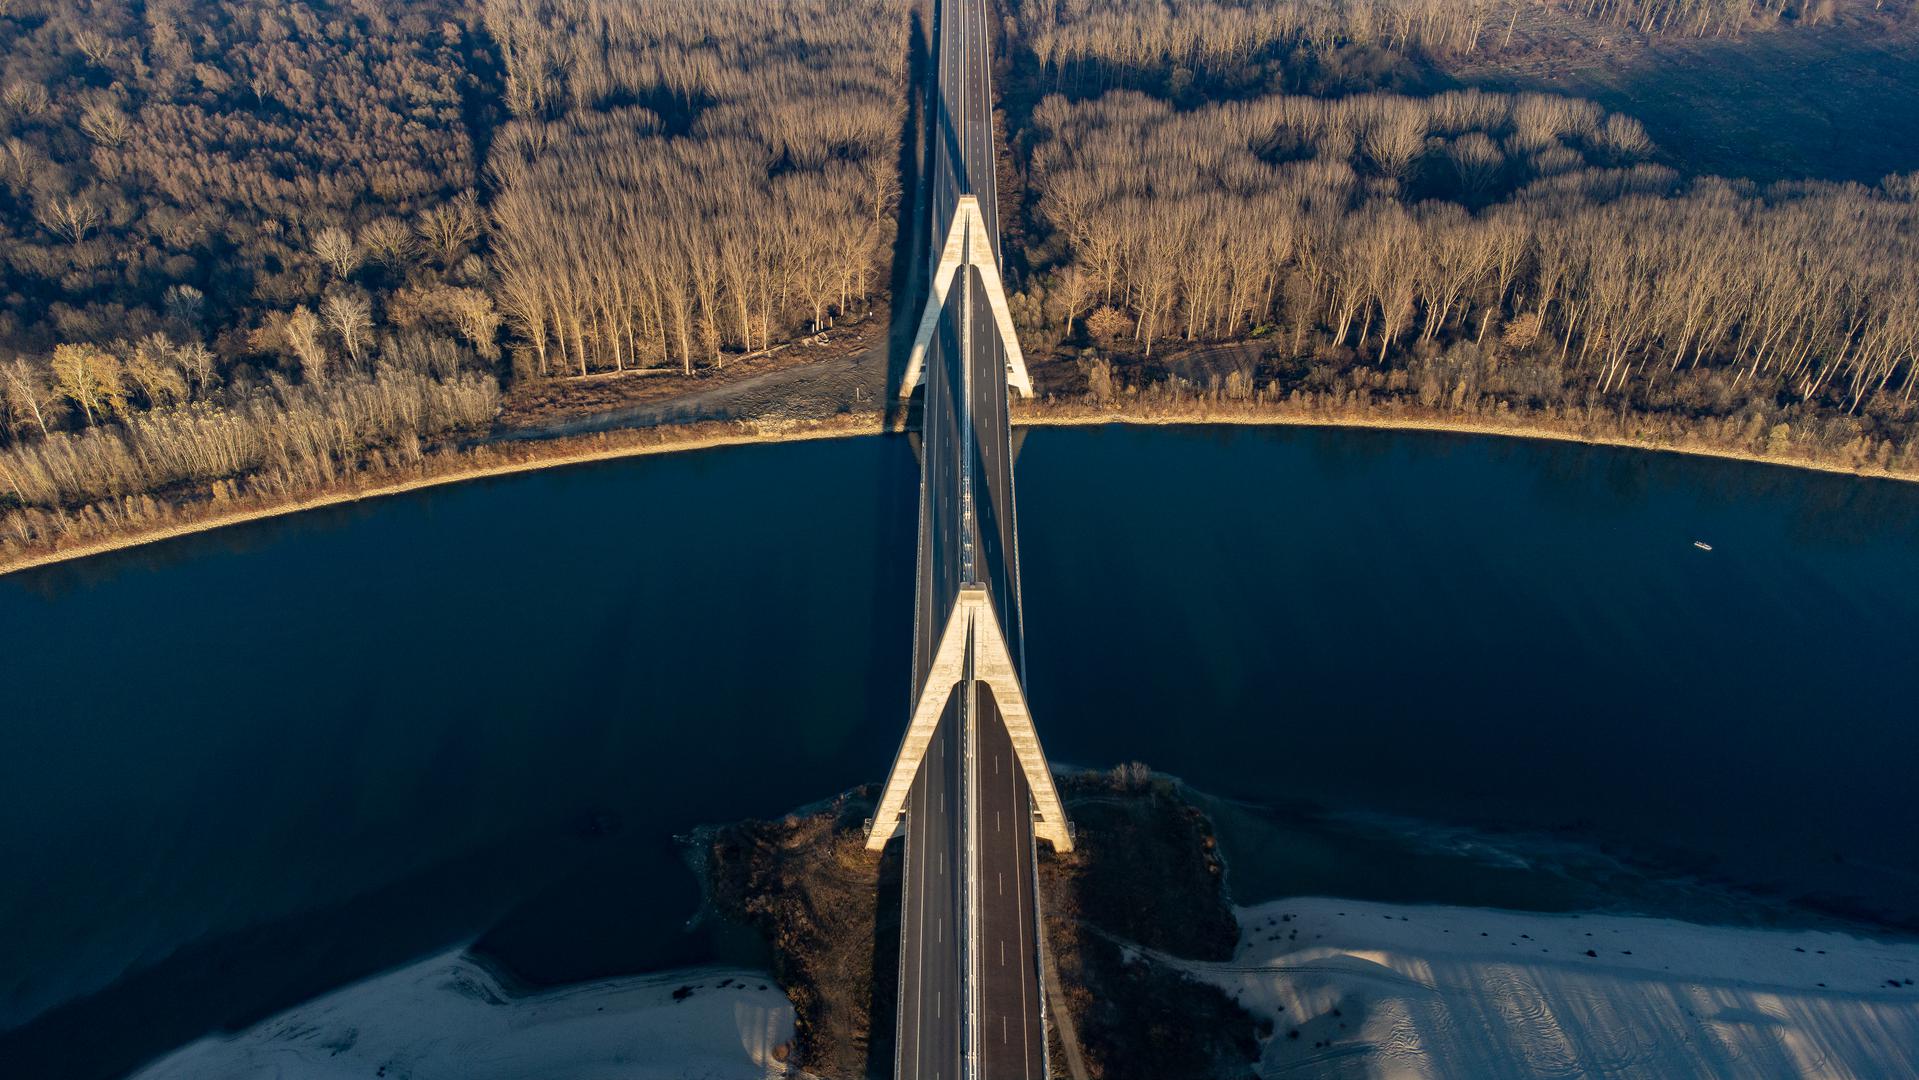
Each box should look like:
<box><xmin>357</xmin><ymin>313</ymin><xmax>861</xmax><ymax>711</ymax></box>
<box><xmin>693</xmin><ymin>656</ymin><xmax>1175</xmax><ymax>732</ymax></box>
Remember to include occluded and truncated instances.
<box><xmin>99</xmin><ymin>771</ymin><xmax>1919</xmax><ymax>1080</ymax></box>
<box><xmin>105</xmin><ymin>774</ymin><xmax>1919</xmax><ymax>1079</ymax></box>
<box><xmin>8</xmin><ymin>380</ymin><xmax>1918</xmax><ymax>578</ymax></box>
<box><xmin>0</xmin><ymin>413</ymin><xmax>884</xmax><ymax>578</ymax></box>
<box><xmin>1014</xmin><ymin>397</ymin><xmax>1919</xmax><ymax>488</ymax></box>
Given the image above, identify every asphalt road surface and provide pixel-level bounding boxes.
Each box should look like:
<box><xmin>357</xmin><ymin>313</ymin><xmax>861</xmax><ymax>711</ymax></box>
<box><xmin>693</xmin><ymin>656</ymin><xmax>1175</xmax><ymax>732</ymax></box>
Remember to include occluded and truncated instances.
<box><xmin>894</xmin><ymin>696</ymin><xmax>965</xmax><ymax>1080</ymax></box>
<box><xmin>974</xmin><ymin>685</ymin><xmax>1046</xmax><ymax>1078</ymax></box>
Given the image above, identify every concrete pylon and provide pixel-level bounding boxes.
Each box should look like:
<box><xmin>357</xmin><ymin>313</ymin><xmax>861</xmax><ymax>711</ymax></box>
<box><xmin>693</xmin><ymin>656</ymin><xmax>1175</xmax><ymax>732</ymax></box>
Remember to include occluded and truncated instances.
<box><xmin>899</xmin><ymin>195</ymin><xmax>1034</xmax><ymax>399</ymax></box>
<box><xmin>868</xmin><ymin>586</ymin><xmax>1073</xmax><ymax>852</ymax></box>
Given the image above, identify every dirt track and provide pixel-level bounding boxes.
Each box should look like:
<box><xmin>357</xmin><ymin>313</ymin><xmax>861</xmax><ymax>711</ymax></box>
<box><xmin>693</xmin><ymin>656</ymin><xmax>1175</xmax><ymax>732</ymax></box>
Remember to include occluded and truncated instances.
<box><xmin>500</xmin><ymin>339</ymin><xmax>894</xmax><ymax>442</ymax></box>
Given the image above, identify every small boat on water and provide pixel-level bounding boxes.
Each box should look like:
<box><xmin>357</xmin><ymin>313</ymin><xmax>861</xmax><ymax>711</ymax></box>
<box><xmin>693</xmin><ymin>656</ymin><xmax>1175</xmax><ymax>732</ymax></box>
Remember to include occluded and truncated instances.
<box><xmin>1694</xmin><ymin>541</ymin><xmax>1713</xmax><ymax>551</ymax></box>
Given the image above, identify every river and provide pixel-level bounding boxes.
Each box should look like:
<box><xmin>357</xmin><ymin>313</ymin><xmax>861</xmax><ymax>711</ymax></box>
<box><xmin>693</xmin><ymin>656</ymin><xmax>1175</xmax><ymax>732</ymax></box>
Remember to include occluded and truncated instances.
<box><xmin>3</xmin><ymin>424</ymin><xmax>1916</xmax><ymax>1077</ymax></box>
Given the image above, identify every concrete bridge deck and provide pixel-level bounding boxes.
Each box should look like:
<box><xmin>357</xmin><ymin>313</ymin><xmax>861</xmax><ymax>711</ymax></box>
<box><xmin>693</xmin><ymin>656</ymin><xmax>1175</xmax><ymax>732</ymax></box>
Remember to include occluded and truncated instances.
<box><xmin>872</xmin><ymin>0</ymin><xmax>1066</xmax><ymax>1077</ymax></box>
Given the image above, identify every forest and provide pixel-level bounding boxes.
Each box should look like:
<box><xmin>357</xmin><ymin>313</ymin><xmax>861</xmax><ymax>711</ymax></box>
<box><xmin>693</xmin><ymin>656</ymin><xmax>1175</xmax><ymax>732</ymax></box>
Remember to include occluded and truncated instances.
<box><xmin>482</xmin><ymin>0</ymin><xmax>904</xmax><ymax>378</ymax></box>
<box><xmin>1</xmin><ymin>0</ymin><xmax>1915</xmax><ymax>562</ymax></box>
<box><xmin>0</xmin><ymin>0</ymin><xmax>496</xmax><ymax>522</ymax></box>
<box><xmin>1013</xmin><ymin>0</ymin><xmax>1901</xmax><ymax>80</ymax></box>
<box><xmin>0</xmin><ymin>0</ymin><xmax>904</xmax><ymax>554</ymax></box>
<box><xmin>996</xmin><ymin>0</ymin><xmax>1917</xmax><ymax>466</ymax></box>
<box><xmin>1011</xmin><ymin>90</ymin><xmax>1918</xmax><ymax>427</ymax></box>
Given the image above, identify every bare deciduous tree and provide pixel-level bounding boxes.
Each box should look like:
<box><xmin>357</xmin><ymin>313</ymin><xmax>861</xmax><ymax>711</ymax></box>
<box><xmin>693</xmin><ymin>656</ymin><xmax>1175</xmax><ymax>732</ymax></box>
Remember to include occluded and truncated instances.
<box><xmin>35</xmin><ymin>192</ymin><xmax>102</xmax><ymax>243</ymax></box>
<box><xmin>441</xmin><ymin>288</ymin><xmax>502</xmax><ymax>360</ymax></box>
<box><xmin>416</xmin><ymin>194</ymin><xmax>482</xmax><ymax>270</ymax></box>
<box><xmin>312</xmin><ymin>226</ymin><xmax>362</xmax><ymax>279</ymax></box>
<box><xmin>3</xmin><ymin>357</ymin><xmax>59</xmax><ymax>436</ymax></box>
<box><xmin>360</xmin><ymin>217</ymin><xmax>416</xmax><ymax>270</ymax></box>
<box><xmin>78</xmin><ymin>99</ymin><xmax>132</xmax><ymax>147</ymax></box>
<box><xmin>125</xmin><ymin>335</ymin><xmax>190</xmax><ymax>407</ymax></box>
<box><xmin>173</xmin><ymin>341</ymin><xmax>219</xmax><ymax>398</ymax></box>
<box><xmin>284</xmin><ymin>305</ymin><xmax>329</xmax><ymax>385</ymax></box>
<box><xmin>163</xmin><ymin>284</ymin><xmax>205</xmax><ymax>327</ymax></box>
<box><xmin>50</xmin><ymin>343</ymin><xmax>124</xmax><ymax>426</ymax></box>
<box><xmin>320</xmin><ymin>291</ymin><xmax>374</xmax><ymax>369</ymax></box>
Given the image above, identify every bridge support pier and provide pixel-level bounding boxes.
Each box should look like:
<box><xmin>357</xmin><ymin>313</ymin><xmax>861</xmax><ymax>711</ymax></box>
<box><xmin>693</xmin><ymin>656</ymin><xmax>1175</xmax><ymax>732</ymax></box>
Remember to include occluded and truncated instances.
<box><xmin>899</xmin><ymin>195</ymin><xmax>1034</xmax><ymax>400</ymax></box>
<box><xmin>869</xmin><ymin>586</ymin><xmax>1072</xmax><ymax>852</ymax></box>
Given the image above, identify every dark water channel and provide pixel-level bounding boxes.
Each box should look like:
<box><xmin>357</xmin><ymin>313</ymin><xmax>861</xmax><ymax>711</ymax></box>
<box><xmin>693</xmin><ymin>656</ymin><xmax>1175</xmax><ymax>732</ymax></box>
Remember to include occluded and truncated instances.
<box><xmin>3</xmin><ymin>424</ymin><xmax>1916</xmax><ymax>1076</ymax></box>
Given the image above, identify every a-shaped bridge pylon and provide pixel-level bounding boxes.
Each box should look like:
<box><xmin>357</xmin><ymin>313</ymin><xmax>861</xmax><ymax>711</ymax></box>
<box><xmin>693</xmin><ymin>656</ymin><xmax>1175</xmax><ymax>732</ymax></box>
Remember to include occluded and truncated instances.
<box><xmin>900</xmin><ymin>195</ymin><xmax>1034</xmax><ymax>400</ymax></box>
<box><xmin>868</xmin><ymin>586</ymin><xmax>1073</xmax><ymax>852</ymax></box>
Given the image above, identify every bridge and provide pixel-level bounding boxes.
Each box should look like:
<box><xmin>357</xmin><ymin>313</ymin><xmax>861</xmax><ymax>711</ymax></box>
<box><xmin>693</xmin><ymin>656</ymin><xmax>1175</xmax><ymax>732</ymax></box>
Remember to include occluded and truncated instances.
<box><xmin>866</xmin><ymin>0</ymin><xmax>1072</xmax><ymax>1077</ymax></box>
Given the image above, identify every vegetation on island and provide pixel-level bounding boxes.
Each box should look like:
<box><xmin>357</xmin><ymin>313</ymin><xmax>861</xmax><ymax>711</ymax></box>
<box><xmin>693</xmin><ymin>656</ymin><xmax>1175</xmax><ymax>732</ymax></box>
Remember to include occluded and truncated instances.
<box><xmin>703</xmin><ymin>768</ymin><xmax>1260</xmax><ymax>1080</ymax></box>
<box><xmin>704</xmin><ymin>790</ymin><xmax>895</xmax><ymax>1079</ymax></box>
<box><xmin>1037</xmin><ymin>765</ymin><xmax>1261</xmax><ymax>1080</ymax></box>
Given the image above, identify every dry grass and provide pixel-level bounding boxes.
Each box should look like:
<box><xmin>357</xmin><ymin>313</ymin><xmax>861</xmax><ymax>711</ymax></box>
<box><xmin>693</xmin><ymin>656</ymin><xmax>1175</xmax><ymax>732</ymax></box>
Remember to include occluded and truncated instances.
<box><xmin>496</xmin><ymin>306</ymin><xmax>889</xmax><ymax>432</ymax></box>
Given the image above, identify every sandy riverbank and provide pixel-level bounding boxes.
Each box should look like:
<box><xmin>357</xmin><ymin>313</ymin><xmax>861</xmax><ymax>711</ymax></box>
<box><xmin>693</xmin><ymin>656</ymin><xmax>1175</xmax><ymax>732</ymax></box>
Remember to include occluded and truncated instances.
<box><xmin>126</xmin><ymin>950</ymin><xmax>795</xmax><ymax>1080</ymax></box>
<box><xmin>1017</xmin><ymin>406</ymin><xmax>1919</xmax><ymax>488</ymax></box>
<box><xmin>1176</xmin><ymin>896</ymin><xmax>1919</xmax><ymax>1078</ymax></box>
<box><xmin>7</xmin><ymin>401</ymin><xmax>1914</xmax><ymax>579</ymax></box>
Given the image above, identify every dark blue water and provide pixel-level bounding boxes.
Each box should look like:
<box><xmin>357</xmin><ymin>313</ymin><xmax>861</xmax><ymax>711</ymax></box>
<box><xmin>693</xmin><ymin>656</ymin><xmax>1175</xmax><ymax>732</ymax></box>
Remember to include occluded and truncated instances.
<box><xmin>3</xmin><ymin>425</ymin><xmax>1917</xmax><ymax>1076</ymax></box>
<box><xmin>1018</xmin><ymin>426</ymin><xmax>1919</xmax><ymax>916</ymax></box>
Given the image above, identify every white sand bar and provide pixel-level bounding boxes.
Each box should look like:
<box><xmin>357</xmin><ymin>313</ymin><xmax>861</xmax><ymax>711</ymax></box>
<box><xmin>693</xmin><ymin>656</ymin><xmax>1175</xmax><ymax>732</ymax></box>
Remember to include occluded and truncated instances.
<box><xmin>1178</xmin><ymin>898</ymin><xmax>1919</xmax><ymax>1079</ymax></box>
<box><xmin>129</xmin><ymin>951</ymin><xmax>794</xmax><ymax>1080</ymax></box>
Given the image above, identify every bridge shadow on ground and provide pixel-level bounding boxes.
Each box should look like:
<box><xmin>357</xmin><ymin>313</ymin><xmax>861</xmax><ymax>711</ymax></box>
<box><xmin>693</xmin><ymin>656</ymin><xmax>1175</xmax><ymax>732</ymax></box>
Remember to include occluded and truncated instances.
<box><xmin>863</xmin><ymin>840</ymin><xmax>904</xmax><ymax>1078</ymax></box>
<box><xmin>883</xmin><ymin>3</ymin><xmax>933</xmax><ymax>434</ymax></box>
<box><xmin>862</xmin><ymin>11</ymin><xmax>929</xmax><ymax>1074</ymax></box>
